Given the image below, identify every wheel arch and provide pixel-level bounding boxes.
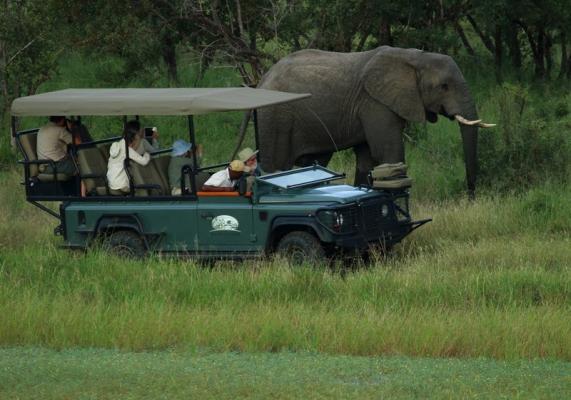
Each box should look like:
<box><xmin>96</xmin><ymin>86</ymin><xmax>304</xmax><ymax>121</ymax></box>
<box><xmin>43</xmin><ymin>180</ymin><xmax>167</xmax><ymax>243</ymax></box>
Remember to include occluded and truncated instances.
<box><xmin>267</xmin><ymin>216</ymin><xmax>328</xmax><ymax>252</ymax></box>
<box><xmin>93</xmin><ymin>214</ymin><xmax>148</xmax><ymax>249</ymax></box>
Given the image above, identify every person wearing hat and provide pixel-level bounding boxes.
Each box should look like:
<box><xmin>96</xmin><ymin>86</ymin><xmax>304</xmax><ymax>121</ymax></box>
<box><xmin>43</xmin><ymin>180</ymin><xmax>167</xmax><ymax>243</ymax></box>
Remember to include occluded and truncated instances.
<box><xmin>237</xmin><ymin>147</ymin><xmax>261</xmax><ymax>176</ymax></box>
<box><xmin>201</xmin><ymin>160</ymin><xmax>249</xmax><ymax>192</ymax></box>
<box><xmin>168</xmin><ymin>139</ymin><xmax>201</xmax><ymax>195</ymax></box>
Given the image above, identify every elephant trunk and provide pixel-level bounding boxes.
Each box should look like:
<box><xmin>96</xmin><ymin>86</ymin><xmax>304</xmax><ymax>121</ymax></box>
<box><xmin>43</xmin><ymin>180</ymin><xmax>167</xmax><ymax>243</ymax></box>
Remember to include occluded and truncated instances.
<box><xmin>460</xmin><ymin>123</ymin><xmax>478</xmax><ymax>198</ymax></box>
<box><xmin>457</xmin><ymin>103</ymin><xmax>479</xmax><ymax>198</ymax></box>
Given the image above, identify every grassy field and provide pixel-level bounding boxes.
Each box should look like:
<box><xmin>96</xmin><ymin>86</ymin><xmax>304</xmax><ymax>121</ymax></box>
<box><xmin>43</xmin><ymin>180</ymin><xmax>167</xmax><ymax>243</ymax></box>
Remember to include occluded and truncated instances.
<box><xmin>1</xmin><ymin>168</ymin><xmax>569</xmax><ymax>360</ymax></box>
<box><xmin>2</xmin><ymin>348</ymin><xmax>571</xmax><ymax>399</ymax></box>
<box><xmin>1</xmin><ymin>53</ymin><xmax>570</xmax><ymax>397</ymax></box>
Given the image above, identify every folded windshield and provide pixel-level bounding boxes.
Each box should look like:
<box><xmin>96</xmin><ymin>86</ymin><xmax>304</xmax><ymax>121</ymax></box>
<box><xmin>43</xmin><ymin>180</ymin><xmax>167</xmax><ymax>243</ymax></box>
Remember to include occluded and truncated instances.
<box><xmin>257</xmin><ymin>166</ymin><xmax>344</xmax><ymax>189</ymax></box>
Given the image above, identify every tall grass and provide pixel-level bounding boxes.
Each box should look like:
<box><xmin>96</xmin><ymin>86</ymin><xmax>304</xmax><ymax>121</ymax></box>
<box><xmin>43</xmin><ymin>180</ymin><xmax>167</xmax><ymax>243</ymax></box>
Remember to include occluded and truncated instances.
<box><xmin>0</xmin><ymin>168</ymin><xmax>569</xmax><ymax>359</ymax></box>
<box><xmin>1</xmin><ymin>53</ymin><xmax>570</xmax><ymax>360</ymax></box>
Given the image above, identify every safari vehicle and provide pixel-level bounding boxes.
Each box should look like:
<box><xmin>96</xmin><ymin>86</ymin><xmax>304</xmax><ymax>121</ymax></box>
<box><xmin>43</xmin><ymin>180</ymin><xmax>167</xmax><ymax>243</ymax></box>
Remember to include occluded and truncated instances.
<box><xmin>11</xmin><ymin>88</ymin><xmax>430</xmax><ymax>263</ymax></box>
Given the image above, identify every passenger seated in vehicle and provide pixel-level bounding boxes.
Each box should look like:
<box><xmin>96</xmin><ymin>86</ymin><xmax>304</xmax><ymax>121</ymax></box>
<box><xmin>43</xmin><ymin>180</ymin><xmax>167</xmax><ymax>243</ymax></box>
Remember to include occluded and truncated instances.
<box><xmin>238</xmin><ymin>147</ymin><xmax>261</xmax><ymax>176</ymax></box>
<box><xmin>168</xmin><ymin>139</ymin><xmax>202</xmax><ymax>195</ymax></box>
<box><xmin>106</xmin><ymin>121</ymin><xmax>151</xmax><ymax>194</ymax></box>
<box><xmin>69</xmin><ymin>119</ymin><xmax>93</xmax><ymax>144</ymax></box>
<box><xmin>37</xmin><ymin>116</ymin><xmax>77</xmax><ymax>176</ymax></box>
<box><xmin>238</xmin><ymin>147</ymin><xmax>261</xmax><ymax>191</ymax></box>
<box><xmin>134</xmin><ymin>122</ymin><xmax>159</xmax><ymax>155</ymax></box>
<box><xmin>201</xmin><ymin>160</ymin><xmax>249</xmax><ymax>192</ymax></box>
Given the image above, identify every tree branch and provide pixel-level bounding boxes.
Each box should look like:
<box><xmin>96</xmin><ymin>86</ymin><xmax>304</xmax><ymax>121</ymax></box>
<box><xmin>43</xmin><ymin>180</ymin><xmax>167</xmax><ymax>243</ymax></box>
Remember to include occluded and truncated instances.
<box><xmin>466</xmin><ymin>14</ymin><xmax>495</xmax><ymax>54</ymax></box>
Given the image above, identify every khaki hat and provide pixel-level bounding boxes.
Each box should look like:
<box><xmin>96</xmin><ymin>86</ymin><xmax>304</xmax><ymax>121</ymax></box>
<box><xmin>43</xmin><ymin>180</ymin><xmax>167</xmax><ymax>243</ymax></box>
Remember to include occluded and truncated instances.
<box><xmin>229</xmin><ymin>159</ymin><xmax>250</xmax><ymax>172</ymax></box>
<box><xmin>238</xmin><ymin>147</ymin><xmax>259</xmax><ymax>162</ymax></box>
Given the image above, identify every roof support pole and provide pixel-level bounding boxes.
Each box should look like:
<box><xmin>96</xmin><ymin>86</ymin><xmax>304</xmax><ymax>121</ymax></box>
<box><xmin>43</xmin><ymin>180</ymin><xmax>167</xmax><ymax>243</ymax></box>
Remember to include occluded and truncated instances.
<box><xmin>188</xmin><ymin>115</ymin><xmax>198</xmax><ymax>194</ymax></box>
<box><xmin>253</xmin><ymin>109</ymin><xmax>260</xmax><ymax>154</ymax></box>
<box><xmin>11</xmin><ymin>116</ymin><xmax>17</xmax><ymax>138</ymax></box>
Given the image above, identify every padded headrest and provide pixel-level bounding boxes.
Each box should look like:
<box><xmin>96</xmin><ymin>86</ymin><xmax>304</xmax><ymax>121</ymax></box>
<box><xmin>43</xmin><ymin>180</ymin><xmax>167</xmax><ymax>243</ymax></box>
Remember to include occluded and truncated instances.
<box><xmin>18</xmin><ymin>133</ymin><xmax>39</xmax><ymax>177</ymax></box>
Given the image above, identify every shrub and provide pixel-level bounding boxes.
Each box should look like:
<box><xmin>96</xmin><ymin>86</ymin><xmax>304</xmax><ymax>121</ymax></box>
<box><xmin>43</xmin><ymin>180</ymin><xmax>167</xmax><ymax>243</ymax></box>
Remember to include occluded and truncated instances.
<box><xmin>477</xmin><ymin>84</ymin><xmax>570</xmax><ymax>191</ymax></box>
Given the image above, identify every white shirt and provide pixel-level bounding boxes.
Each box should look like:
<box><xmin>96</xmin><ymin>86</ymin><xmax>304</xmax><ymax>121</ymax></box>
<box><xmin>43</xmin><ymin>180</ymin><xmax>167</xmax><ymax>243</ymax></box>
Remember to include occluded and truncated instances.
<box><xmin>203</xmin><ymin>168</ymin><xmax>235</xmax><ymax>188</ymax></box>
<box><xmin>106</xmin><ymin>139</ymin><xmax>151</xmax><ymax>191</ymax></box>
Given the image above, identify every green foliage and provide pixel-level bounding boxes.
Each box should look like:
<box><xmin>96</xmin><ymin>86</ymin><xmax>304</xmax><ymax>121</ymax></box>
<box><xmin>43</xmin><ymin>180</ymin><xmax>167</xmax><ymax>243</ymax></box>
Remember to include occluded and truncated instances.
<box><xmin>0</xmin><ymin>0</ymin><xmax>61</xmax><ymax>115</ymax></box>
<box><xmin>477</xmin><ymin>83</ymin><xmax>571</xmax><ymax>191</ymax></box>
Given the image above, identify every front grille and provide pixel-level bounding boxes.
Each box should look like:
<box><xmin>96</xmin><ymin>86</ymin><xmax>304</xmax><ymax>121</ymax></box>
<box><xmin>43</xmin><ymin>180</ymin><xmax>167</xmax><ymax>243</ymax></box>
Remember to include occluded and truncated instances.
<box><xmin>360</xmin><ymin>199</ymin><xmax>384</xmax><ymax>235</ymax></box>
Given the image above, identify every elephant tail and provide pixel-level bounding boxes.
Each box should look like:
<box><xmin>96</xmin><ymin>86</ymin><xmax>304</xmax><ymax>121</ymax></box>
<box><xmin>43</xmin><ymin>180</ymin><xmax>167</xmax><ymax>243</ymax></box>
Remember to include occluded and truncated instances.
<box><xmin>231</xmin><ymin>110</ymin><xmax>252</xmax><ymax>160</ymax></box>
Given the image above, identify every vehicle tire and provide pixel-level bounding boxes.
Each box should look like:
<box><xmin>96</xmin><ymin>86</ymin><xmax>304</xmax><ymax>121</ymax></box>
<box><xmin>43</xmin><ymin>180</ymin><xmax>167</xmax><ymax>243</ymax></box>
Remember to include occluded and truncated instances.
<box><xmin>275</xmin><ymin>231</ymin><xmax>326</xmax><ymax>266</ymax></box>
<box><xmin>103</xmin><ymin>230</ymin><xmax>146</xmax><ymax>258</ymax></box>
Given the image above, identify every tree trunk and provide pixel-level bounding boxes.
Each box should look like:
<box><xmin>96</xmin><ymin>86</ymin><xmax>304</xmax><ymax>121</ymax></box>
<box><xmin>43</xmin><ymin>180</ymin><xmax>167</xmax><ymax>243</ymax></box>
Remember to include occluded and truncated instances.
<box><xmin>378</xmin><ymin>18</ymin><xmax>392</xmax><ymax>46</ymax></box>
<box><xmin>162</xmin><ymin>34</ymin><xmax>178</xmax><ymax>86</ymax></box>
<box><xmin>454</xmin><ymin>20</ymin><xmax>475</xmax><ymax>56</ymax></box>
<box><xmin>494</xmin><ymin>24</ymin><xmax>503</xmax><ymax>82</ymax></box>
<box><xmin>545</xmin><ymin>32</ymin><xmax>553</xmax><ymax>78</ymax></box>
<box><xmin>559</xmin><ymin>31</ymin><xmax>568</xmax><ymax>79</ymax></box>
<box><xmin>506</xmin><ymin>24</ymin><xmax>522</xmax><ymax>78</ymax></box>
<box><xmin>535</xmin><ymin>27</ymin><xmax>546</xmax><ymax>79</ymax></box>
<box><xmin>466</xmin><ymin>14</ymin><xmax>494</xmax><ymax>54</ymax></box>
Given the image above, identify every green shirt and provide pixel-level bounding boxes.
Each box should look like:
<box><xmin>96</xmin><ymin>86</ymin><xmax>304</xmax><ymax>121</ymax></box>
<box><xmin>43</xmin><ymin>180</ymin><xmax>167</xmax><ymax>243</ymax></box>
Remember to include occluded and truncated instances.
<box><xmin>168</xmin><ymin>156</ymin><xmax>193</xmax><ymax>190</ymax></box>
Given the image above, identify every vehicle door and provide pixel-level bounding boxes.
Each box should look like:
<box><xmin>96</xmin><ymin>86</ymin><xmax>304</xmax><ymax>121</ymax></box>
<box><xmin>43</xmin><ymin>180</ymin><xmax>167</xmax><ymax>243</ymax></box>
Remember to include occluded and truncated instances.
<box><xmin>196</xmin><ymin>194</ymin><xmax>258</xmax><ymax>252</ymax></box>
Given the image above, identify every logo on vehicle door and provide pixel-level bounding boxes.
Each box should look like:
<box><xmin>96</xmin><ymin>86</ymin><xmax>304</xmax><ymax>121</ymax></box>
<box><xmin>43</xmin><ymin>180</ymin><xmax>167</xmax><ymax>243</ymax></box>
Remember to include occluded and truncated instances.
<box><xmin>211</xmin><ymin>215</ymin><xmax>240</xmax><ymax>232</ymax></box>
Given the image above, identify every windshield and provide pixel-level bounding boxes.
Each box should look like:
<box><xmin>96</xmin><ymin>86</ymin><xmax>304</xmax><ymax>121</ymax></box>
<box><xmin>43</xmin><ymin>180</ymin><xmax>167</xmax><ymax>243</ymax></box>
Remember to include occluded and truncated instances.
<box><xmin>257</xmin><ymin>166</ymin><xmax>344</xmax><ymax>189</ymax></box>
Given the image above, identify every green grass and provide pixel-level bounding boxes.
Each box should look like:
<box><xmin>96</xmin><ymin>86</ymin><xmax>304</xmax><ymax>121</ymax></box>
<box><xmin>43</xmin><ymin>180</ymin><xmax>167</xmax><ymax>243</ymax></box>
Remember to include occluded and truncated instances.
<box><xmin>1</xmin><ymin>52</ymin><xmax>570</xmax><ymax>396</ymax></box>
<box><xmin>1</xmin><ymin>348</ymin><xmax>570</xmax><ymax>399</ymax></box>
<box><xmin>0</xmin><ymin>169</ymin><xmax>569</xmax><ymax>359</ymax></box>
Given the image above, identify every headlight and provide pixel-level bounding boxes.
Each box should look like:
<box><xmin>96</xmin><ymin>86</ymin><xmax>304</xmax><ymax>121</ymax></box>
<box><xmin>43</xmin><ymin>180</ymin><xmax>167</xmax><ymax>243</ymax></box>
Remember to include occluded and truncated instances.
<box><xmin>380</xmin><ymin>204</ymin><xmax>389</xmax><ymax>217</ymax></box>
<box><xmin>317</xmin><ymin>210</ymin><xmax>355</xmax><ymax>233</ymax></box>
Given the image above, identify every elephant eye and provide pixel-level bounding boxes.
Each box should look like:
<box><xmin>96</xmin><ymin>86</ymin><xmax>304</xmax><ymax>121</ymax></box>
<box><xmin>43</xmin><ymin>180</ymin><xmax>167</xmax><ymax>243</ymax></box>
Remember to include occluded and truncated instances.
<box><xmin>441</xmin><ymin>83</ymin><xmax>449</xmax><ymax>91</ymax></box>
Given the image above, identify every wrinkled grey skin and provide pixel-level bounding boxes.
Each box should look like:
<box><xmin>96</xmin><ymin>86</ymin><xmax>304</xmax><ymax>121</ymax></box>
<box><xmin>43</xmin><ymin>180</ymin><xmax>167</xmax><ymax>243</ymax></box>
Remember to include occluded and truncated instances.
<box><xmin>257</xmin><ymin>46</ymin><xmax>479</xmax><ymax>195</ymax></box>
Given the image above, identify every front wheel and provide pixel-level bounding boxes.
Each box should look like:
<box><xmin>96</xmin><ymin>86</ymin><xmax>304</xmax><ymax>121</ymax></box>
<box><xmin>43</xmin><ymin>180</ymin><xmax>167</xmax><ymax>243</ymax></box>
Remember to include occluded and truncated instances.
<box><xmin>103</xmin><ymin>230</ymin><xmax>146</xmax><ymax>259</ymax></box>
<box><xmin>275</xmin><ymin>231</ymin><xmax>326</xmax><ymax>266</ymax></box>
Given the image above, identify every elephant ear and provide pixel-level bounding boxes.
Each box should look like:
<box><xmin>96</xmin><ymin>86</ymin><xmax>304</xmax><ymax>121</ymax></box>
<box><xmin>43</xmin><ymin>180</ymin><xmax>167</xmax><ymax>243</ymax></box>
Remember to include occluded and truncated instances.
<box><xmin>362</xmin><ymin>48</ymin><xmax>426</xmax><ymax>123</ymax></box>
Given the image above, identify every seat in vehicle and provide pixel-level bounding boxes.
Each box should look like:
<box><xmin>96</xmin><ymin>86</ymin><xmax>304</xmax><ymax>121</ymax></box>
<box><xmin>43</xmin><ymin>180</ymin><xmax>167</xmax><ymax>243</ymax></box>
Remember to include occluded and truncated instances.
<box><xmin>76</xmin><ymin>146</ymin><xmax>109</xmax><ymax>195</ymax></box>
<box><xmin>128</xmin><ymin>156</ymin><xmax>169</xmax><ymax>196</ymax></box>
<box><xmin>17</xmin><ymin>131</ymin><xmax>73</xmax><ymax>182</ymax></box>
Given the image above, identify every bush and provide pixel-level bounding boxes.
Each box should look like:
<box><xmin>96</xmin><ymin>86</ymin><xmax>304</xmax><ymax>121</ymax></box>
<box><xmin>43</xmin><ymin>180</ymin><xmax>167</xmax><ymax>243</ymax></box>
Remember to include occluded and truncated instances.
<box><xmin>477</xmin><ymin>84</ymin><xmax>570</xmax><ymax>191</ymax></box>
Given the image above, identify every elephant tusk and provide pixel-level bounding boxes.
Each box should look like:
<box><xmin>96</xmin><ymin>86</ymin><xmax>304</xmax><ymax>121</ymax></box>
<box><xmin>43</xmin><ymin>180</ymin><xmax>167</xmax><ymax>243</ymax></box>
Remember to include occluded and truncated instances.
<box><xmin>455</xmin><ymin>115</ymin><xmax>482</xmax><ymax>125</ymax></box>
<box><xmin>477</xmin><ymin>122</ymin><xmax>497</xmax><ymax>128</ymax></box>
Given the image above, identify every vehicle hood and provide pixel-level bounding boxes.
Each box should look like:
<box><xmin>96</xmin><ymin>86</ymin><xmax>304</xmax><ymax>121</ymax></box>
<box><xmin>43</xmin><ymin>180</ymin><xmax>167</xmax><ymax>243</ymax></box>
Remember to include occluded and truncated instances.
<box><xmin>257</xmin><ymin>184</ymin><xmax>381</xmax><ymax>205</ymax></box>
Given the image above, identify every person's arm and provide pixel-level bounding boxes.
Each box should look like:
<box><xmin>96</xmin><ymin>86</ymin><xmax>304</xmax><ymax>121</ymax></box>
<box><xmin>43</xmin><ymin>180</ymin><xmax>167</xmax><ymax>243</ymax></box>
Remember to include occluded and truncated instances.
<box><xmin>128</xmin><ymin>148</ymin><xmax>151</xmax><ymax>166</ymax></box>
<box><xmin>143</xmin><ymin>138</ymin><xmax>158</xmax><ymax>153</ymax></box>
<box><xmin>201</xmin><ymin>185</ymin><xmax>235</xmax><ymax>192</ymax></box>
<box><xmin>59</xmin><ymin>127</ymin><xmax>73</xmax><ymax>145</ymax></box>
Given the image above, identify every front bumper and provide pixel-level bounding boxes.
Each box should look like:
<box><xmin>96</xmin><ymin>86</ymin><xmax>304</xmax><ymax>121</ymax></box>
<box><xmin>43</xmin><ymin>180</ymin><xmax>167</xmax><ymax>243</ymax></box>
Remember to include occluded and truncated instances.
<box><xmin>328</xmin><ymin>217</ymin><xmax>432</xmax><ymax>249</ymax></box>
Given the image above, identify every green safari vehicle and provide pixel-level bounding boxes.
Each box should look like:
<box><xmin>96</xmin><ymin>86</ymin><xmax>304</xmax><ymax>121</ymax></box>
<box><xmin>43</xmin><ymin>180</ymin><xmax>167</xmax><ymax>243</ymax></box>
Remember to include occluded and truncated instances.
<box><xmin>11</xmin><ymin>88</ymin><xmax>430</xmax><ymax>263</ymax></box>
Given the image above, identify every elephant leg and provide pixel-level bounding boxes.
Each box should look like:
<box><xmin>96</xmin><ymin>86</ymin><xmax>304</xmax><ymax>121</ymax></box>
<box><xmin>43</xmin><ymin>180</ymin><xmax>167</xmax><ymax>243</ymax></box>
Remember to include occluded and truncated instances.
<box><xmin>353</xmin><ymin>144</ymin><xmax>375</xmax><ymax>185</ymax></box>
<box><xmin>359</xmin><ymin>101</ymin><xmax>406</xmax><ymax>164</ymax></box>
<box><xmin>295</xmin><ymin>152</ymin><xmax>333</xmax><ymax>168</ymax></box>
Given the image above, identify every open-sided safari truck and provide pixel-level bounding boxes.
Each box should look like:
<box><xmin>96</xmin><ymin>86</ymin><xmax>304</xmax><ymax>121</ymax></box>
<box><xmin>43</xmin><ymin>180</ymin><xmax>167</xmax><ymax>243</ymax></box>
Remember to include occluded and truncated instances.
<box><xmin>11</xmin><ymin>88</ymin><xmax>430</xmax><ymax>263</ymax></box>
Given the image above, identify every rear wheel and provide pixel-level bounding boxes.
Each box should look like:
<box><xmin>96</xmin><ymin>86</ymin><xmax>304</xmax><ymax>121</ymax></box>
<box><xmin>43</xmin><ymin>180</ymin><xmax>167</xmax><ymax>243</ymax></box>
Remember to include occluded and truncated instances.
<box><xmin>103</xmin><ymin>230</ymin><xmax>146</xmax><ymax>258</ymax></box>
<box><xmin>276</xmin><ymin>231</ymin><xmax>325</xmax><ymax>266</ymax></box>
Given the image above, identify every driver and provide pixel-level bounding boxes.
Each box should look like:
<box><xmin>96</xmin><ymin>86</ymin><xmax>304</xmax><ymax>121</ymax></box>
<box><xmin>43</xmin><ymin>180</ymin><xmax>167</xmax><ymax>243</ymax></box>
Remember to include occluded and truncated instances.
<box><xmin>201</xmin><ymin>160</ymin><xmax>249</xmax><ymax>192</ymax></box>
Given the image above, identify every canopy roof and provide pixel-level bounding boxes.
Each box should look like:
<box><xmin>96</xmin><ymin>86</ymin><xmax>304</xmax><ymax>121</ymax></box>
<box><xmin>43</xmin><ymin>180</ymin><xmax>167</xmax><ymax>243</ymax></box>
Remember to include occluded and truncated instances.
<box><xmin>11</xmin><ymin>88</ymin><xmax>311</xmax><ymax>116</ymax></box>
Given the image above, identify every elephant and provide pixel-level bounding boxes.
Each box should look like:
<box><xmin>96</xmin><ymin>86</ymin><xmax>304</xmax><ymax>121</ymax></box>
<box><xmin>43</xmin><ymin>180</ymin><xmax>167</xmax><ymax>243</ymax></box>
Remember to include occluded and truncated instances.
<box><xmin>253</xmin><ymin>46</ymin><xmax>494</xmax><ymax>195</ymax></box>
